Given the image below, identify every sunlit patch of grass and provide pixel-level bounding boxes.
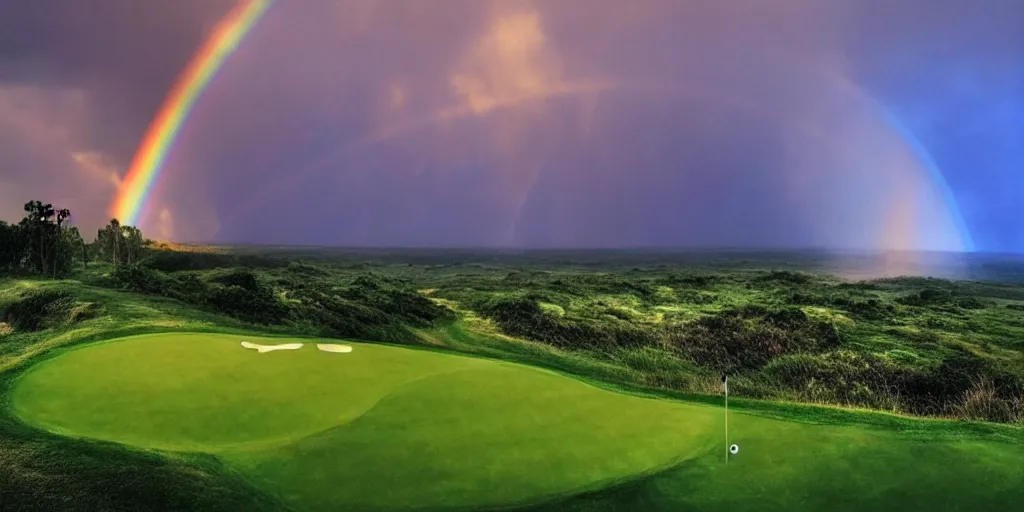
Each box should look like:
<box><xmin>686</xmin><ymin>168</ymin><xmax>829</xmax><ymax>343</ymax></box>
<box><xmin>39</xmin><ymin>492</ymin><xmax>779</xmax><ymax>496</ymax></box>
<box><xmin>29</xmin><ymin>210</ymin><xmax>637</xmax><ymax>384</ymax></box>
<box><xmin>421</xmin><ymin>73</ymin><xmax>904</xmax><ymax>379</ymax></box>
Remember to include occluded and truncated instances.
<box><xmin>655</xmin><ymin>300</ymin><xmax>724</xmax><ymax>324</ymax></box>
<box><xmin>427</xmin><ymin>297</ymin><xmax>459</xmax><ymax>310</ymax></box>
<box><xmin>654</xmin><ymin>285</ymin><xmax>675</xmax><ymax>301</ymax></box>
<box><xmin>801</xmin><ymin>306</ymin><xmax>854</xmax><ymax>327</ymax></box>
<box><xmin>538</xmin><ymin>302</ymin><xmax>565</xmax><ymax>316</ymax></box>
<box><xmin>882</xmin><ymin>349</ymin><xmax>923</xmax><ymax>365</ymax></box>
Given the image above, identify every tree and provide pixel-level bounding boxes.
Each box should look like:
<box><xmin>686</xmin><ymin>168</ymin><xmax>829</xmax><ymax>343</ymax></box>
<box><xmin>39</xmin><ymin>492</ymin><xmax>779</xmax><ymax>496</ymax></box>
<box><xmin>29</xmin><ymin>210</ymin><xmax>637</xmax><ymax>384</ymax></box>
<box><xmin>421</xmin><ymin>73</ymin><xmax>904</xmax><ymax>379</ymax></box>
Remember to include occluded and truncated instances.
<box><xmin>70</xmin><ymin>227</ymin><xmax>89</xmax><ymax>268</ymax></box>
<box><xmin>93</xmin><ymin>219</ymin><xmax>148</xmax><ymax>267</ymax></box>
<box><xmin>0</xmin><ymin>221</ymin><xmax>26</xmax><ymax>272</ymax></box>
<box><xmin>96</xmin><ymin>219</ymin><xmax>122</xmax><ymax>266</ymax></box>
<box><xmin>20</xmin><ymin>201</ymin><xmax>55</xmax><ymax>274</ymax></box>
<box><xmin>53</xmin><ymin>208</ymin><xmax>71</xmax><ymax>277</ymax></box>
<box><xmin>120</xmin><ymin>225</ymin><xmax>145</xmax><ymax>265</ymax></box>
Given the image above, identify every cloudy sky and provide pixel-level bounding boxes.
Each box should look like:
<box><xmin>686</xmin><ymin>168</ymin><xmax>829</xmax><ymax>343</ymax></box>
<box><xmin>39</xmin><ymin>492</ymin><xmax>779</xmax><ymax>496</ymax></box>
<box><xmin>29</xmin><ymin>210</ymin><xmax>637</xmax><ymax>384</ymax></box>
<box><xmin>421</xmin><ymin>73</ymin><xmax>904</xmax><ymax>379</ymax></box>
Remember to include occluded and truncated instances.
<box><xmin>1</xmin><ymin>0</ymin><xmax>1021</xmax><ymax>251</ymax></box>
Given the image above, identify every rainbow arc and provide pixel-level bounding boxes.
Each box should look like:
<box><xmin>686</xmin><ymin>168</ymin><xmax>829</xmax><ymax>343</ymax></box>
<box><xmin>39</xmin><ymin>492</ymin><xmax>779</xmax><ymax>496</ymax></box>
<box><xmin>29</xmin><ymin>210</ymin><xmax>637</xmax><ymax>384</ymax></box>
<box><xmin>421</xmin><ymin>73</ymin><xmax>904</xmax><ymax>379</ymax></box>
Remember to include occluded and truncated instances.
<box><xmin>111</xmin><ymin>0</ymin><xmax>273</xmax><ymax>226</ymax></box>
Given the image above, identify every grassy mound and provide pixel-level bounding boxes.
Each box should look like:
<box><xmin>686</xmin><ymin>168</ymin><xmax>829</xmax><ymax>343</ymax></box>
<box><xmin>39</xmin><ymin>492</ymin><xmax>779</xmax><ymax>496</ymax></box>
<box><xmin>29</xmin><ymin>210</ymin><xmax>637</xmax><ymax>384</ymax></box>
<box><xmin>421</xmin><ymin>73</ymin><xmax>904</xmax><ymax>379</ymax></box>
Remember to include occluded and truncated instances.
<box><xmin>0</xmin><ymin>288</ymin><xmax>100</xmax><ymax>332</ymax></box>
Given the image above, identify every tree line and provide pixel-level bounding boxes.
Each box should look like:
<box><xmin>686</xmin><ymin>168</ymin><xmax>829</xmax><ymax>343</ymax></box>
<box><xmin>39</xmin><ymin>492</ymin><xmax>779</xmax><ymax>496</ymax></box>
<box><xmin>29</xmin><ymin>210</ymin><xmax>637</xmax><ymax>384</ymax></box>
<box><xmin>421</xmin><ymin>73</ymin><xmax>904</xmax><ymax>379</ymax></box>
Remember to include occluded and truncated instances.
<box><xmin>0</xmin><ymin>200</ymin><xmax>149</xmax><ymax>277</ymax></box>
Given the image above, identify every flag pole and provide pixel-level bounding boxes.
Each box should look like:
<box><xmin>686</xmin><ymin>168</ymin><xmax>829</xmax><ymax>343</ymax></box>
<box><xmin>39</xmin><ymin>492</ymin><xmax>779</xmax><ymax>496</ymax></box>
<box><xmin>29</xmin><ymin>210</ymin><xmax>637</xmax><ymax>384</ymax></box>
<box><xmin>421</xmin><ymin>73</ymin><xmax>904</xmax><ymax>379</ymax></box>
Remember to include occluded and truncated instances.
<box><xmin>724</xmin><ymin>374</ymin><xmax>729</xmax><ymax>465</ymax></box>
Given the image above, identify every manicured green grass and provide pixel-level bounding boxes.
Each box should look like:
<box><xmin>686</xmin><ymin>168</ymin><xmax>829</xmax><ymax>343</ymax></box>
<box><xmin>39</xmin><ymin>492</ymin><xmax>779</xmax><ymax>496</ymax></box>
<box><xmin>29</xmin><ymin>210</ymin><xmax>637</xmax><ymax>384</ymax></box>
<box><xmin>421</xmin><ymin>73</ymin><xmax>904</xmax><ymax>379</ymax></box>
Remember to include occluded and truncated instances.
<box><xmin>11</xmin><ymin>333</ymin><xmax>717</xmax><ymax>510</ymax></box>
<box><xmin>10</xmin><ymin>332</ymin><xmax>1023</xmax><ymax>511</ymax></box>
<box><xmin>525</xmin><ymin>416</ymin><xmax>1024</xmax><ymax>512</ymax></box>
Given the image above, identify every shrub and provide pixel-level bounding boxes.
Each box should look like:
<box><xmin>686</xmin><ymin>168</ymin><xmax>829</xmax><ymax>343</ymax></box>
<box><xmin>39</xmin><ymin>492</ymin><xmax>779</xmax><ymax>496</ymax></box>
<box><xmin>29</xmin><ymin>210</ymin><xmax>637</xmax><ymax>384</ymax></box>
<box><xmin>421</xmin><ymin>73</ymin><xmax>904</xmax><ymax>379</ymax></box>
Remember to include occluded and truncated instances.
<box><xmin>955</xmin><ymin>296</ymin><xmax>989</xmax><ymax>310</ymax></box>
<box><xmin>111</xmin><ymin>264</ymin><xmax>208</xmax><ymax>302</ymax></box>
<box><xmin>831</xmin><ymin>297</ymin><xmax>896</xmax><ymax>320</ymax></box>
<box><xmin>208</xmin><ymin>270</ymin><xmax>262</xmax><ymax>291</ymax></box>
<box><xmin>756</xmin><ymin>270</ymin><xmax>812</xmax><ymax>285</ymax></box>
<box><xmin>1</xmin><ymin>289</ymin><xmax>75</xmax><ymax>331</ymax></box>
<box><xmin>340</xmin><ymin>284</ymin><xmax>454</xmax><ymax>327</ymax></box>
<box><xmin>762</xmin><ymin>351</ymin><xmax>908</xmax><ymax>408</ymax></box>
<box><xmin>144</xmin><ymin>251</ymin><xmax>238</xmax><ymax>272</ymax></box>
<box><xmin>284</xmin><ymin>262</ymin><xmax>330</xmax><ymax>277</ymax></box>
<box><xmin>897</xmin><ymin>288</ymin><xmax>989</xmax><ymax>311</ymax></box>
<box><xmin>898</xmin><ymin>348</ymin><xmax>1024</xmax><ymax>417</ymax></box>
<box><xmin>659</xmin><ymin>273</ymin><xmax>718</xmax><ymax>288</ymax></box>
<box><xmin>477</xmin><ymin>296</ymin><xmax>658</xmax><ymax>349</ymax></box>
<box><xmin>204</xmin><ymin>272</ymin><xmax>288</xmax><ymax>324</ymax></box>
<box><xmin>111</xmin><ymin>264</ymin><xmax>168</xmax><ymax>295</ymax></box>
<box><xmin>68</xmin><ymin>302</ymin><xmax>102</xmax><ymax>324</ymax></box>
<box><xmin>285</xmin><ymin>283</ymin><xmax>452</xmax><ymax>344</ymax></box>
<box><xmin>144</xmin><ymin>250</ymin><xmax>288</xmax><ymax>272</ymax></box>
<box><xmin>668</xmin><ymin>306</ymin><xmax>843</xmax><ymax>372</ymax></box>
<box><xmin>954</xmin><ymin>377</ymin><xmax>1017</xmax><ymax>423</ymax></box>
<box><xmin>206</xmin><ymin>284</ymin><xmax>288</xmax><ymax>324</ymax></box>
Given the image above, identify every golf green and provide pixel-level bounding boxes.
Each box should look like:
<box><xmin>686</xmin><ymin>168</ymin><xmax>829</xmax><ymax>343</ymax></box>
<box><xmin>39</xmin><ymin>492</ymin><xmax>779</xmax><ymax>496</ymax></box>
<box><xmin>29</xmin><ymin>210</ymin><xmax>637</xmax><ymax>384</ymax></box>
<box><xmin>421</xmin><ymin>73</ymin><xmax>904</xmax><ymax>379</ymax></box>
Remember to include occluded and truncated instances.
<box><xmin>9</xmin><ymin>333</ymin><xmax>717</xmax><ymax>510</ymax></box>
<box><xmin>9</xmin><ymin>333</ymin><xmax>1023</xmax><ymax>511</ymax></box>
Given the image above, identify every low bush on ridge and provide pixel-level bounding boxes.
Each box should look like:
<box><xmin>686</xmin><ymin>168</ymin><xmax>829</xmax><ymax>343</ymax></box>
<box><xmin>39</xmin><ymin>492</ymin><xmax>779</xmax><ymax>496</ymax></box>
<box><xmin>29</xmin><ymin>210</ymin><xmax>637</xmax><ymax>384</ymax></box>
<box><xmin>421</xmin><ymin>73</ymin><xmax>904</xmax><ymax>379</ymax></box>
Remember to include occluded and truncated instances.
<box><xmin>0</xmin><ymin>289</ymin><xmax>100</xmax><ymax>332</ymax></box>
<box><xmin>105</xmin><ymin>262</ymin><xmax>454</xmax><ymax>340</ymax></box>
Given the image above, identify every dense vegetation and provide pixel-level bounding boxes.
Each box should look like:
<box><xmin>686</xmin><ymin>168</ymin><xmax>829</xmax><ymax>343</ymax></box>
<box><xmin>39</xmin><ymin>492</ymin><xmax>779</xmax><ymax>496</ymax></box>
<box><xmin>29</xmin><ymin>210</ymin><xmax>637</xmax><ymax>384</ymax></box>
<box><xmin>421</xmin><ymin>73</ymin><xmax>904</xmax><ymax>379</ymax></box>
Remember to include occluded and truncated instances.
<box><xmin>3</xmin><ymin>227</ymin><xmax>1022</xmax><ymax>423</ymax></box>
<box><xmin>0</xmin><ymin>201</ymin><xmax>147</xmax><ymax>278</ymax></box>
<box><xmin>1</xmin><ymin>200</ymin><xmax>1022</xmax><ymax>510</ymax></box>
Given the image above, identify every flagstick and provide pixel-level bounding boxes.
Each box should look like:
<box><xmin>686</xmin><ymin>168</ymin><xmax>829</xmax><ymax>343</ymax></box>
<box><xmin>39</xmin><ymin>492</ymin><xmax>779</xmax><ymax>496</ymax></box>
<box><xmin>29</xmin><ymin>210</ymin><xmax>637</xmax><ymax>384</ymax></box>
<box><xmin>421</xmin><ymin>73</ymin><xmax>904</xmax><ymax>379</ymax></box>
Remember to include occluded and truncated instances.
<box><xmin>724</xmin><ymin>375</ymin><xmax>729</xmax><ymax>465</ymax></box>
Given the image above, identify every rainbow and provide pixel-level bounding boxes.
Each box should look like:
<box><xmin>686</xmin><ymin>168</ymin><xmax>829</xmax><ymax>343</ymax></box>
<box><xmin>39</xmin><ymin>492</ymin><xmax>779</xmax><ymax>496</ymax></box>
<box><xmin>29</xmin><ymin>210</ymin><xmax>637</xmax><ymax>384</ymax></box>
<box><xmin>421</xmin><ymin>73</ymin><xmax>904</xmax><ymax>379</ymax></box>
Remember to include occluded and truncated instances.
<box><xmin>111</xmin><ymin>0</ymin><xmax>273</xmax><ymax>226</ymax></box>
<box><xmin>874</xmin><ymin>107</ymin><xmax>975</xmax><ymax>252</ymax></box>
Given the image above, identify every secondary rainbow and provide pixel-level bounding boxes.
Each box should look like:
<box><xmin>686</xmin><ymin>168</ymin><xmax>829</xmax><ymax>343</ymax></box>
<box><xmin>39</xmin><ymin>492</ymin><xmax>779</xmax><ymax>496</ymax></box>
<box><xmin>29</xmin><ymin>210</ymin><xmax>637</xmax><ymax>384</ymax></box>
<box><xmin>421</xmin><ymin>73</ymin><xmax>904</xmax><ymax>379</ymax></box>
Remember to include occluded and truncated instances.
<box><xmin>111</xmin><ymin>0</ymin><xmax>273</xmax><ymax>226</ymax></box>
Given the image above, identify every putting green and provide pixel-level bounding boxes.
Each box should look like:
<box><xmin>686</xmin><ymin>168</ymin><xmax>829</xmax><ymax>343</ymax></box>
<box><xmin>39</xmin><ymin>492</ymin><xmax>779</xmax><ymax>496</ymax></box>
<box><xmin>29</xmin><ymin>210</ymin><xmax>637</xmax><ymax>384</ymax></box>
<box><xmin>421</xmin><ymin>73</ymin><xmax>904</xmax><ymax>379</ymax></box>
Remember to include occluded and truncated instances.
<box><xmin>10</xmin><ymin>333</ymin><xmax>1023</xmax><ymax>511</ymax></box>
<box><xmin>10</xmin><ymin>333</ymin><xmax>718</xmax><ymax>510</ymax></box>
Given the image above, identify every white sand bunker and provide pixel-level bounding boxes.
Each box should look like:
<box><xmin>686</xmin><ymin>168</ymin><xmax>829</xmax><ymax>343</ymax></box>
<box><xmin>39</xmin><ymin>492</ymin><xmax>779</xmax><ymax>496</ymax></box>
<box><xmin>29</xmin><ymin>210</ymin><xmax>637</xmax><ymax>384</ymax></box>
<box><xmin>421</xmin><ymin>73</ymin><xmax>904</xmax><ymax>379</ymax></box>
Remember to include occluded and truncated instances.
<box><xmin>240</xmin><ymin>341</ymin><xmax>304</xmax><ymax>353</ymax></box>
<box><xmin>317</xmin><ymin>344</ymin><xmax>353</xmax><ymax>353</ymax></box>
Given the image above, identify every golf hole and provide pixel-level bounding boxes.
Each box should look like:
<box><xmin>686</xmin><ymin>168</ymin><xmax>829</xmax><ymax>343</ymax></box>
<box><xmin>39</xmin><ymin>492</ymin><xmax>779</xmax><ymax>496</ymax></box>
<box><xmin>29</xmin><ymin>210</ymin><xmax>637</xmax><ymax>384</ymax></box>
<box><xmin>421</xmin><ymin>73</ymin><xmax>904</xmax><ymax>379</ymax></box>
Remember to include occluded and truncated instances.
<box><xmin>729</xmin><ymin>444</ymin><xmax>739</xmax><ymax>455</ymax></box>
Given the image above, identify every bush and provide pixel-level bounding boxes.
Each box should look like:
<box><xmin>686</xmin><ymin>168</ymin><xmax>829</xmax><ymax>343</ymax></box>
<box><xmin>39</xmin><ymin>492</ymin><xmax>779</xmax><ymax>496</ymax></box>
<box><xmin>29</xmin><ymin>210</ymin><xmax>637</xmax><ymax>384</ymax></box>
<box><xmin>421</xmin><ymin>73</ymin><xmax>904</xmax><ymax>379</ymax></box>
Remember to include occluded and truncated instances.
<box><xmin>1</xmin><ymin>289</ymin><xmax>75</xmax><ymax>331</ymax></box>
<box><xmin>668</xmin><ymin>306</ymin><xmax>843</xmax><ymax>372</ymax></box>
<box><xmin>954</xmin><ymin>377</ymin><xmax>1018</xmax><ymax>423</ymax></box>
<box><xmin>208</xmin><ymin>270</ymin><xmax>262</xmax><ymax>291</ymax></box>
<box><xmin>205</xmin><ymin>272</ymin><xmax>288</xmax><ymax>325</ymax></box>
<box><xmin>897</xmin><ymin>288</ymin><xmax>989</xmax><ymax>311</ymax></box>
<box><xmin>111</xmin><ymin>264</ymin><xmax>208</xmax><ymax>302</ymax></box>
<box><xmin>955</xmin><ymin>296</ymin><xmax>989</xmax><ymax>310</ymax></box>
<box><xmin>756</xmin><ymin>271</ymin><xmax>812</xmax><ymax>285</ymax></box>
<box><xmin>143</xmin><ymin>250</ymin><xmax>288</xmax><ymax>272</ymax></box>
<box><xmin>762</xmin><ymin>351</ymin><xmax>907</xmax><ymax>408</ymax></box>
<box><xmin>284</xmin><ymin>262</ymin><xmax>330</xmax><ymax>277</ymax></box>
<box><xmin>899</xmin><ymin>348</ymin><xmax>1023</xmax><ymax>416</ymax></box>
<box><xmin>477</xmin><ymin>296</ymin><xmax>658</xmax><ymax>349</ymax></box>
<box><xmin>111</xmin><ymin>264</ymin><xmax>168</xmax><ymax>294</ymax></box>
<box><xmin>144</xmin><ymin>251</ymin><xmax>238</xmax><ymax>272</ymax></box>
<box><xmin>340</xmin><ymin>283</ymin><xmax>454</xmax><ymax>327</ymax></box>
<box><xmin>831</xmin><ymin>297</ymin><xmax>896</xmax><ymax>320</ymax></box>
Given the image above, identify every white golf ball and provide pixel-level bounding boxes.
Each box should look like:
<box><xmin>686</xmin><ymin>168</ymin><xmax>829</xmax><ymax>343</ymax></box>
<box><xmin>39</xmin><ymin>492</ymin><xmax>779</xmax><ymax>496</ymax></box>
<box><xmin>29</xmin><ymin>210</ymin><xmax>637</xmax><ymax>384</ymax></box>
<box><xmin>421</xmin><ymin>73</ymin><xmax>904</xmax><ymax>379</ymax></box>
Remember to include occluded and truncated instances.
<box><xmin>729</xmin><ymin>444</ymin><xmax>739</xmax><ymax>455</ymax></box>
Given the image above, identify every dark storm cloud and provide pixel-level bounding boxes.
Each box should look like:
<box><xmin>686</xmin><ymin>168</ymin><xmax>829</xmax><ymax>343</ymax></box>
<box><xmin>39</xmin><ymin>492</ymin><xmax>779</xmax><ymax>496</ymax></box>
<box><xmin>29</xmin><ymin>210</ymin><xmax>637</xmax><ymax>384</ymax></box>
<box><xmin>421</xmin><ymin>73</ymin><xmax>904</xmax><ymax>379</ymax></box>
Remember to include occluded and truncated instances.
<box><xmin>0</xmin><ymin>0</ymin><xmax>238</xmax><ymax>235</ymax></box>
<box><xmin>1</xmin><ymin>0</ymin><xmax>1020</xmax><ymax>251</ymax></box>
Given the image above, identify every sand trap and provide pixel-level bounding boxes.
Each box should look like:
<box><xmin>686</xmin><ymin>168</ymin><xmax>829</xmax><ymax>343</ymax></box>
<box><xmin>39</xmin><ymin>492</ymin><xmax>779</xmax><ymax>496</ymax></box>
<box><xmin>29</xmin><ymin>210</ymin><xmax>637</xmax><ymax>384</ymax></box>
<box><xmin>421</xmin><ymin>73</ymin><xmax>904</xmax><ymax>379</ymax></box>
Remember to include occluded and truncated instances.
<box><xmin>317</xmin><ymin>344</ymin><xmax>353</xmax><ymax>353</ymax></box>
<box><xmin>240</xmin><ymin>341</ymin><xmax>304</xmax><ymax>353</ymax></box>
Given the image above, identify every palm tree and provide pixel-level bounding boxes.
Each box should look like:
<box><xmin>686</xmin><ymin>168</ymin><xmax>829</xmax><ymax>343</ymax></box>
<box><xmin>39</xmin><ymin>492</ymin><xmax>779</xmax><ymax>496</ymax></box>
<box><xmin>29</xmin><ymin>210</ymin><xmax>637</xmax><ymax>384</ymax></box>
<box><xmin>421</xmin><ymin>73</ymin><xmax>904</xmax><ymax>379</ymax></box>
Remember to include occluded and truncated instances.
<box><xmin>22</xmin><ymin>201</ymin><xmax>55</xmax><ymax>274</ymax></box>
<box><xmin>54</xmin><ymin>209</ymin><xmax>71</xmax><ymax>277</ymax></box>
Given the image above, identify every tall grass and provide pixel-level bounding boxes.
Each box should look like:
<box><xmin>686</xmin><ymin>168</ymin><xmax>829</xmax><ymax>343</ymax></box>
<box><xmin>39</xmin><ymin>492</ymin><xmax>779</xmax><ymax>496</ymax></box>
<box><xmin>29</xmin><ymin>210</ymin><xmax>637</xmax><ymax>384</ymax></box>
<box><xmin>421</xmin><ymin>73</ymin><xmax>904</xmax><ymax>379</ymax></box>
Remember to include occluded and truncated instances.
<box><xmin>954</xmin><ymin>377</ymin><xmax>1023</xmax><ymax>423</ymax></box>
